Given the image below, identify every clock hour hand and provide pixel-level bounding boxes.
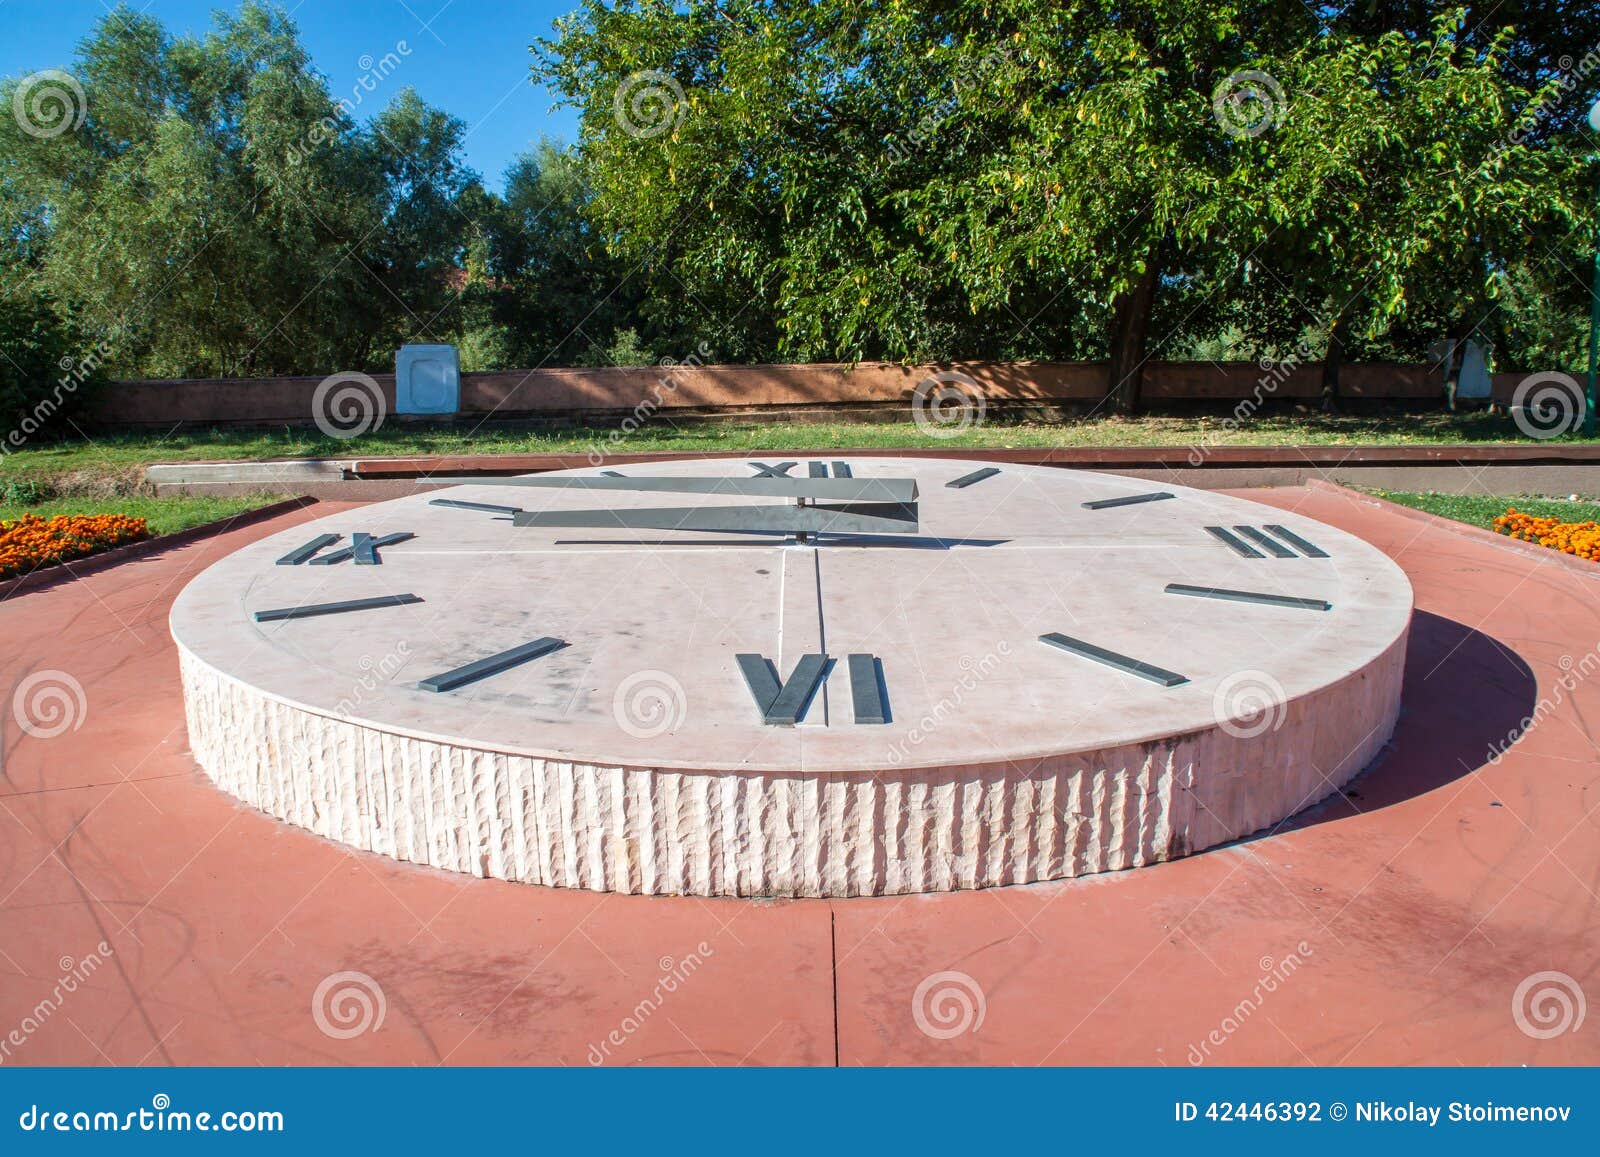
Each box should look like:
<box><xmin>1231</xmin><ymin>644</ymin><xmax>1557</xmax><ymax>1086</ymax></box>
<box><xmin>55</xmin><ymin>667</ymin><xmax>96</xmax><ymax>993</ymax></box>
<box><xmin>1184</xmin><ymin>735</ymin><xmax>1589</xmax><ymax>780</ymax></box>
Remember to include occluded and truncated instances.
<box><xmin>510</xmin><ymin>501</ymin><xmax>919</xmax><ymax>536</ymax></box>
<box><xmin>423</xmin><ymin>474</ymin><xmax>919</xmax><ymax>503</ymax></box>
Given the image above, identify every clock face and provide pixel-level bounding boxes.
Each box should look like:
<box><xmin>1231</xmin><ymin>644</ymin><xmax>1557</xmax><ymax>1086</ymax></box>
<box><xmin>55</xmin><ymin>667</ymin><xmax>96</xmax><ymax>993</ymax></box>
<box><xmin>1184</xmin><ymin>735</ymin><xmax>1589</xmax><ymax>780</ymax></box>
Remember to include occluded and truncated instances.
<box><xmin>170</xmin><ymin>457</ymin><xmax>1413</xmax><ymax>777</ymax></box>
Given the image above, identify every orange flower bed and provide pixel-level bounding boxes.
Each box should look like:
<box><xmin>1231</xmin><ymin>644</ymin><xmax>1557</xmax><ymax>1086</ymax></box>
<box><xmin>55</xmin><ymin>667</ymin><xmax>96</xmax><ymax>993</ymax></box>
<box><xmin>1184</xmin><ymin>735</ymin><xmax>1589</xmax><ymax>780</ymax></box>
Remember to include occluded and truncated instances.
<box><xmin>0</xmin><ymin>513</ymin><xmax>150</xmax><ymax>579</ymax></box>
<box><xmin>1493</xmin><ymin>508</ymin><xmax>1600</xmax><ymax>563</ymax></box>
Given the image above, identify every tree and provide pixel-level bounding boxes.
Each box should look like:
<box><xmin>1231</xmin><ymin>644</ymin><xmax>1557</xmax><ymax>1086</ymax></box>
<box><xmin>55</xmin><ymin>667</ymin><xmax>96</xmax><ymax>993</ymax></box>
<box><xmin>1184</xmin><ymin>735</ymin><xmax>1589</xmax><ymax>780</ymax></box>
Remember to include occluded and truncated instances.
<box><xmin>352</xmin><ymin>90</ymin><xmax>479</xmax><ymax>361</ymax></box>
<box><xmin>0</xmin><ymin>170</ymin><xmax>99</xmax><ymax>436</ymax></box>
<box><xmin>1222</xmin><ymin>14</ymin><xmax>1587</xmax><ymax>407</ymax></box>
<box><xmin>456</xmin><ymin>139</ymin><xmax>651</xmax><ymax>368</ymax></box>
<box><xmin>533</xmin><ymin>0</ymin><xmax>1078</xmax><ymax>365</ymax></box>
<box><xmin>535</xmin><ymin>0</ymin><xmax>1591</xmax><ymax>409</ymax></box>
<box><xmin>0</xmin><ymin>3</ymin><xmax>478</xmax><ymax>379</ymax></box>
<box><xmin>0</xmin><ymin>291</ymin><xmax>96</xmax><ymax>444</ymax></box>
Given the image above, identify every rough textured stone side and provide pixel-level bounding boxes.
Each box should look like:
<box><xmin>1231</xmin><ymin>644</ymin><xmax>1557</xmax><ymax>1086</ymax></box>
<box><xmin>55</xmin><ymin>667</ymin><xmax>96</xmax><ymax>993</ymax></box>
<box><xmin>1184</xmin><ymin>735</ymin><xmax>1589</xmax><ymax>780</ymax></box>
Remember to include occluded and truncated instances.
<box><xmin>178</xmin><ymin>637</ymin><xmax>1407</xmax><ymax>898</ymax></box>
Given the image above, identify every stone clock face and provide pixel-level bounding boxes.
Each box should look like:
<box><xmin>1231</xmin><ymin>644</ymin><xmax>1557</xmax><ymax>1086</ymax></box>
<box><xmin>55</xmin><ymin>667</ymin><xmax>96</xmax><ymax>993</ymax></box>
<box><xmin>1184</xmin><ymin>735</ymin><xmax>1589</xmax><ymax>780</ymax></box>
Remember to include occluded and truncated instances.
<box><xmin>170</xmin><ymin>457</ymin><xmax>1413</xmax><ymax>776</ymax></box>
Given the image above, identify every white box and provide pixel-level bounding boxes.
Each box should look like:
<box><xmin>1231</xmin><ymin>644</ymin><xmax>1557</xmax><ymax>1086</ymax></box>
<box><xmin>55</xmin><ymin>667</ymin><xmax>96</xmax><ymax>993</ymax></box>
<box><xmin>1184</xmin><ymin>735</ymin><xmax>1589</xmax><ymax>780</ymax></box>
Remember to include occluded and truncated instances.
<box><xmin>395</xmin><ymin>344</ymin><xmax>459</xmax><ymax>415</ymax></box>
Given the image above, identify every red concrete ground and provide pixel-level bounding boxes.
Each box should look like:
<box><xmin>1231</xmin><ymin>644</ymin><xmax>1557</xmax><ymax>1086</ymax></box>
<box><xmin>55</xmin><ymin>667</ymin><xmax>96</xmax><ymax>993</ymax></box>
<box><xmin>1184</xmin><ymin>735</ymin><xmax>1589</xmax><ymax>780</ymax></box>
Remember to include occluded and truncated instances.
<box><xmin>1</xmin><ymin>485</ymin><xmax>1596</xmax><ymax>1066</ymax></box>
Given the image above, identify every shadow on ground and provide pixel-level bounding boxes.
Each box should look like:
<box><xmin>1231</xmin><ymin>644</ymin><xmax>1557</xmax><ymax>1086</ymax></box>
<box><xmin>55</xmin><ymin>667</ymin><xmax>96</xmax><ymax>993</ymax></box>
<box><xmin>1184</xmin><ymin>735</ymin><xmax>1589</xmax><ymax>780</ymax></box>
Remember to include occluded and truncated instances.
<box><xmin>1284</xmin><ymin>609</ymin><xmax>1538</xmax><ymax>832</ymax></box>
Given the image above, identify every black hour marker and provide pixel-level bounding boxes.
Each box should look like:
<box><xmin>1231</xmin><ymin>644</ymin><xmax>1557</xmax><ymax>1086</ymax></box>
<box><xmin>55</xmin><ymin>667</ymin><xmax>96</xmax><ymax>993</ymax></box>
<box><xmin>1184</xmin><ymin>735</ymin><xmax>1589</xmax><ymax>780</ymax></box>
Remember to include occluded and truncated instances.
<box><xmin>808</xmin><ymin>461</ymin><xmax>828</xmax><ymax>478</ymax></box>
<box><xmin>831</xmin><ymin>461</ymin><xmax>852</xmax><ymax>478</ymax></box>
<box><xmin>430</xmin><ymin>498</ymin><xmax>521</xmax><ymax>515</ymax></box>
<box><xmin>1082</xmin><ymin>491</ymin><xmax>1174</xmax><ymax>510</ymax></box>
<box><xmin>349</xmin><ymin>533</ymin><xmax>381</xmax><ymax>565</ymax></box>
<box><xmin>253</xmin><ymin>593</ymin><xmax>422</xmax><ymax>622</ymax></box>
<box><xmin>1039</xmin><ymin>632</ymin><xmax>1189</xmax><ymax>687</ymax></box>
<box><xmin>748</xmin><ymin>461</ymin><xmax>797</xmax><ymax>477</ymax></box>
<box><xmin>308</xmin><ymin>531</ymin><xmax>415</xmax><ymax>565</ymax></box>
<box><xmin>1263</xmin><ymin>524</ymin><xmax>1329</xmax><ymax>558</ymax></box>
<box><xmin>1164</xmin><ymin>583</ymin><xmax>1331</xmax><ymax>611</ymax></box>
<box><xmin>1234</xmin><ymin>525</ymin><xmax>1297</xmax><ymax>558</ymax></box>
<box><xmin>946</xmin><ymin>466</ymin><xmax>1000</xmax><ymax>489</ymax></box>
<box><xmin>419</xmin><ymin>637</ymin><xmax>566</xmax><ymax>693</ymax></box>
<box><xmin>764</xmin><ymin>654</ymin><xmax>829</xmax><ymax>724</ymax></box>
<box><xmin>847</xmin><ymin>653</ymin><xmax>888</xmax><ymax>724</ymax></box>
<box><xmin>736</xmin><ymin>654</ymin><xmax>781</xmax><ymax>711</ymax></box>
<box><xmin>736</xmin><ymin>653</ymin><xmax>829</xmax><ymax>725</ymax></box>
<box><xmin>601</xmin><ymin>470</ymin><xmax>624</xmax><ymax>477</ymax></box>
<box><xmin>276</xmin><ymin>533</ymin><xmax>341</xmax><ymax>566</ymax></box>
<box><xmin>1204</xmin><ymin>525</ymin><xmax>1265</xmax><ymax>558</ymax></box>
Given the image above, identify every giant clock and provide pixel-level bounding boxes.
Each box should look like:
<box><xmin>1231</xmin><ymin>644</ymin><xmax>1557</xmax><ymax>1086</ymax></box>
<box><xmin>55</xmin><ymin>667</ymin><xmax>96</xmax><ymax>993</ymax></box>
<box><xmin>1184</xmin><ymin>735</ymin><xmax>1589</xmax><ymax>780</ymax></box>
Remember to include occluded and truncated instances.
<box><xmin>171</xmin><ymin>457</ymin><xmax>1412</xmax><ymax>897</ymax></box>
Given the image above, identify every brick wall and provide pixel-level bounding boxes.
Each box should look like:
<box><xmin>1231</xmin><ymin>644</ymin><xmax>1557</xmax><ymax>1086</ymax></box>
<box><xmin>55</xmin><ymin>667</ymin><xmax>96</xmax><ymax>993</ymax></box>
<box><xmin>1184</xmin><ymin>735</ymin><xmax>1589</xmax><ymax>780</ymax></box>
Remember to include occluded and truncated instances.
<box><xmin>87</xmin><ymin>360</ymin><xmax>1482</xmax><ymax>427</ymax></box>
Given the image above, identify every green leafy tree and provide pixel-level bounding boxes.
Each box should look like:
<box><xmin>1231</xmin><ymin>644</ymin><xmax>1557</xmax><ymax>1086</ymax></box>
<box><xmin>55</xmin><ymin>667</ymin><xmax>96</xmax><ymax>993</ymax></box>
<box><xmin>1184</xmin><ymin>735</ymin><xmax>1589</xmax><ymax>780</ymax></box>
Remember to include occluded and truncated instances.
<box><xmin>535</xmin><ymin>0</ymin><xmax>1593</xmax><ymax>409</ymax></box>
<box><xmin>0</xmin><ymin>3</ymin><xmax>477</xmax><ymax>379</ymax></box>
<box><xmin>0</xmin><ymin>291</ymin><xmax>94</xmax><ymax>442</ymax></box>
<box><xmin>1220</xmin><ymin>14</ymin><xmax>1587</xmax><ymax>405</ymax></box>
<box><xmin>534</xmin><ymin>0</ymin><xmax>1070</xmax><ymax>365</ymax></box>
<box><xmin>0</xmin><ymin>175</ymin><xmax>99</xmax><ymax>437</ymax></box>
<box><xmin>353</xmin><ymin>90</ymin><xmax>479</xmax><ymax>360</ymax></box>
<box><xmin>459</xmin><ymin>140</ymin><xmax>651</xmax><ymax>368</ymax></box>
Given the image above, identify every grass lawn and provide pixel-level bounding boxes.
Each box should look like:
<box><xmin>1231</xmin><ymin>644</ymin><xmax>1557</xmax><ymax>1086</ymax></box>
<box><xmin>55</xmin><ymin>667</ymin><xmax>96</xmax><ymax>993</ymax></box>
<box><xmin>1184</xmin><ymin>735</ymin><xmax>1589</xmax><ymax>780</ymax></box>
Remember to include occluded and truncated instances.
<box><xmin>0</xmin><ymin>494</ymin><xmax>293</xmax><ymax>537</ymax></box>
<box><xmin>2</xmin><ymin>413</ymin><xmax>1592</xmax><ymax>542</ymax></box>
<box><xmin>0</xmin><ymin>409</ymin><xmax>1579</xmax><ymax>498</ymax></box>
<box><xmin>1372</xmin><ymin>491</ymin><xmax>1600</xmax><ymax>529</ymax></box>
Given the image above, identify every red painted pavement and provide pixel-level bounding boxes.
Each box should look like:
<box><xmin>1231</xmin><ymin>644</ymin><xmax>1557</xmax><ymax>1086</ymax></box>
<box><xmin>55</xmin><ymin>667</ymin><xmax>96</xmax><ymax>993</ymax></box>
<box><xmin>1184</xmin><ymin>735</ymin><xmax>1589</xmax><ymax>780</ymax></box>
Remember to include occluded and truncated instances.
<box><xmin>0</xmin><ymin>488</ymin><xmax>1596</xmax><ymax>1066</ymax></box>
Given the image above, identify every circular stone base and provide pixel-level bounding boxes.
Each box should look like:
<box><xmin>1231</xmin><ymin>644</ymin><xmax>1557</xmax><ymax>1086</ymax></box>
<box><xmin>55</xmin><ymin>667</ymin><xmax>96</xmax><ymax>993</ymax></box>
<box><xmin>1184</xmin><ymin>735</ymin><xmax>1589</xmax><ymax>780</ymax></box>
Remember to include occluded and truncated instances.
<box><xmin>173</xmin><ymin>459</ymin><xmax>1412</xmax><ymax>897</ymax></box>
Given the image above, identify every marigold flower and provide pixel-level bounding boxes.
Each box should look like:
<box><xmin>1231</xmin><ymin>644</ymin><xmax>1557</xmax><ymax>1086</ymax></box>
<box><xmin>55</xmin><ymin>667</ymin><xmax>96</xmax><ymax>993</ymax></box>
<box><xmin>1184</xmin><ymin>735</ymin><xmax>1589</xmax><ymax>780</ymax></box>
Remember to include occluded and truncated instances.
<box><xmin>1494</xmin><ymin>508</ymin><xmax>1599</xmax><ymax>562</ymax></box>
<box><xmin>0</xmin><ymin>513</ymin><xmax>150</xmax><ymax>578</ymax></box>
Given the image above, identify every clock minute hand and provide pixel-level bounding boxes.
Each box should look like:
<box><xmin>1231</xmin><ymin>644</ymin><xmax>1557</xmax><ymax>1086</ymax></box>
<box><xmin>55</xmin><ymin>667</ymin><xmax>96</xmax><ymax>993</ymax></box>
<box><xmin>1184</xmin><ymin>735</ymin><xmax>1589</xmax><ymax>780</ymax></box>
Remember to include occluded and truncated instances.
<box><xmin>423</xmin><ymin>474</ymin><xmax>919</xmax><ymax>503</ymax></box>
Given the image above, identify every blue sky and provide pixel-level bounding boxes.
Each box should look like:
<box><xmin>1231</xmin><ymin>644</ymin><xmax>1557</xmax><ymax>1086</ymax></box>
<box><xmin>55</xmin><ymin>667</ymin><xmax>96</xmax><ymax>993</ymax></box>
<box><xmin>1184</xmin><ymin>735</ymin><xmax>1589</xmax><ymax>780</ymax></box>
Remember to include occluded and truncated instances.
<box><xmin>0</xmin><ymin>0</ymin><xmax>582</xmax><ymax>189</ymax></box>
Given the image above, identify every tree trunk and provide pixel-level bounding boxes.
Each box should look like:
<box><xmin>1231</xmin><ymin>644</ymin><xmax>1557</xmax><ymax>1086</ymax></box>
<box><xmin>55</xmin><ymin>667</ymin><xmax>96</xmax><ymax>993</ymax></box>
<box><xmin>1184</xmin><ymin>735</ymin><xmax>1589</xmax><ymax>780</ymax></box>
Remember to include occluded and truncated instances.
<box><xmin>1107</xmin><ymin>258</ymin><xmax>1160</xmax><ymax>415</ymax></box>
<box><xmin>1442</xmin><ymin>317</ymin><xmax>1473</xmax><ymax>412</ymax></box>
<box><xmin>1320</xmin><ymin>313</ymin><xmax>1351</xmax><ymax>413</ymax></box>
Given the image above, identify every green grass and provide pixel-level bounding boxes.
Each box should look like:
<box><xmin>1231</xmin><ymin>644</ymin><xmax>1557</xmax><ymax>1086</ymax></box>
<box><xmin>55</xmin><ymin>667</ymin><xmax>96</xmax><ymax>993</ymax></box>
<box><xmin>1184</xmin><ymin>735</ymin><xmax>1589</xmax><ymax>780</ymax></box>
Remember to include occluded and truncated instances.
<box><xmin>1372</xmin><ymin>491</ymin><xmax>1600</xmax><ymax>529</ymax></box>
<box><xmin>0</xmin><ymin>493</ymin><xmax>292</xmax><ymax>537</ymax></box>
<box><xmin>0</xmin><ymin>409</ymin><xmax>1575</xmax><ymax>497</ymax></box>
